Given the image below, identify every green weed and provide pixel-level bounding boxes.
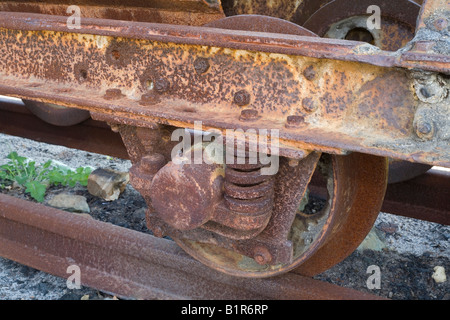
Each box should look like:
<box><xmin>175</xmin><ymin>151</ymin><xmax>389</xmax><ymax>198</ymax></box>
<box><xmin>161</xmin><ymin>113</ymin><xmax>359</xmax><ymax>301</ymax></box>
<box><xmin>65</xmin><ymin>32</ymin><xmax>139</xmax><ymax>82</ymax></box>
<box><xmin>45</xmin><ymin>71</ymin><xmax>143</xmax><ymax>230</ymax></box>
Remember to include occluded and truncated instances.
<box><xmin>0</xmin><ymin>151</ymin><xmax>92</xmax><ymax>202</ymax></box>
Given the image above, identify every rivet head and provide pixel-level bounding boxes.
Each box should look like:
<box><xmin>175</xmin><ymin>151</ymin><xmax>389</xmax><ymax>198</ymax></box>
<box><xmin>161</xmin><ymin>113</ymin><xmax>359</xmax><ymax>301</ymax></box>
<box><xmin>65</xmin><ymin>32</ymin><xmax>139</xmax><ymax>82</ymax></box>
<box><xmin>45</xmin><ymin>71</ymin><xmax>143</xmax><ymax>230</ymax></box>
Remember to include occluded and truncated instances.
<box><xmin>154</xmin><ymin>78</ymin><xmax>170</xmax><ymax>94</ymax></box>
<box><xmin>239</xmin><ymin>108</ymin><xmax>259</xmax><ymax>121</ymax></box>
<box><xmin>302</xmin><ymin>97</ymin><xmax>317</xmax><ymax>112</ymax></box>
<box><xmin>285</xmin><ymin>115</ymin><xmax>305</xmax><ymax>128</ymax></box>
<box><xmin>303</xmin><ymin>65</ymin><xmax>316</xmax><ymax>81</ymax></box>
<box><xmin>414</xmin><ymin>119</ymin><xmax>434</xmax><ymax>140</ymax></box>
<box><xmin>234</xmin><ymin>90</ymin><xmax>251</xmax><ymax>106</ymax></box>
<box><xmin>253</xmin><ymin>246</ymin><xmax>272</xmax><ymax>265</ymax></box>
<box><xmin>194</xmin><ymin>57</ymin><xmax>210</xmax><ymax>74</ymax></box>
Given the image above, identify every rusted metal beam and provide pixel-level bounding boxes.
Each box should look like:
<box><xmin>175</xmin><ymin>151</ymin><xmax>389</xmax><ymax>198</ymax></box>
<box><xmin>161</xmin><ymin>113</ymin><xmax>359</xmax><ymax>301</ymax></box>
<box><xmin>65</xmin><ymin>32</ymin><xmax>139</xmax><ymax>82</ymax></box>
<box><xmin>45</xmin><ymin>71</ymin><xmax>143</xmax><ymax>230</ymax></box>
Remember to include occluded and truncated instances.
<box><xmin>0</xmin><ymin>0</ymin><xmax>225</xmax><ymax>26</ymax></box>
<box><xmin>382</xmin><ymin>168</ymin><xmax>450</xmax><ymax>226</ymax></box>
<box><xmin>0</xmin><ymin>12</ymin><xmax>447</xmax><ymax>167</ymax></box>
<box><xmin>0</xmin><ymin>193</ymin><xmax>384</xmax><ymax>300</ymax></box>
<box><xmin>0</xmin><ymin>97</ymin><xmax>129</xmax><ymax>159</ymax></box>
<box><xmin>309</xmin><ymin>168</ymin><xmax>450</xmax><ymax>226</ymax></box>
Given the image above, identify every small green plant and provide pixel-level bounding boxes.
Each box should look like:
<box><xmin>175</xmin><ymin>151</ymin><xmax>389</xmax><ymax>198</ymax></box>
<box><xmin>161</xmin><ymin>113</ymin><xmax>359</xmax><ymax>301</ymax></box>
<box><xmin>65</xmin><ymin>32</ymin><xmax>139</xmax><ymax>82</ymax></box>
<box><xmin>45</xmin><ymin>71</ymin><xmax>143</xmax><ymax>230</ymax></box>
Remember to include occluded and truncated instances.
<box><xmin>0</xmin><ymin>151</ymin><xmax>92</xmax><ymax>202</ymax></box>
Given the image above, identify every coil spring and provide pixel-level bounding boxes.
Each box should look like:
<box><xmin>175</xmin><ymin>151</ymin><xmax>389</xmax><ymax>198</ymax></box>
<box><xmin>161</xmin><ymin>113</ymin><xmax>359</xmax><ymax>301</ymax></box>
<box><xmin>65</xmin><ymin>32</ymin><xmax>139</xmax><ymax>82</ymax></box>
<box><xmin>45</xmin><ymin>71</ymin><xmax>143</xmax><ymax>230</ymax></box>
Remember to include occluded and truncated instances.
<box><xmin>224</xmin><ymin>156</ymin><xmax>275</xmax><ymax>215</ymax></box>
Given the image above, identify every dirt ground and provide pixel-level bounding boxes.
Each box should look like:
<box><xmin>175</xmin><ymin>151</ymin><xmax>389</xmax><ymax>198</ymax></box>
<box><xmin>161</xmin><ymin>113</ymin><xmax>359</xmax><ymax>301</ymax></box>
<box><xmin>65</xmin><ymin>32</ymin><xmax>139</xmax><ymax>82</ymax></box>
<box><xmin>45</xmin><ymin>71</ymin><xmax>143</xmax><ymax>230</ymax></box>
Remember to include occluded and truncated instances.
<box><xmin>0</xmin><ymin>133</ymin><xmax>448</xmax><ymax>300</ymax></box>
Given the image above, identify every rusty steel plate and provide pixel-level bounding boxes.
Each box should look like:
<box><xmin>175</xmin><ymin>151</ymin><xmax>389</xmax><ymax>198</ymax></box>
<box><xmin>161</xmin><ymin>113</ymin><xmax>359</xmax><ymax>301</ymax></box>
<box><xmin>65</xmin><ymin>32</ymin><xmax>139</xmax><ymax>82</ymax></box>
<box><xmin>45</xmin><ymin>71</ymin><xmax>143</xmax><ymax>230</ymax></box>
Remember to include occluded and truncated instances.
<box><xmin>0</xmin><ymin>12</ymin><xmax>447</xmax><ymax>168</ymax></box>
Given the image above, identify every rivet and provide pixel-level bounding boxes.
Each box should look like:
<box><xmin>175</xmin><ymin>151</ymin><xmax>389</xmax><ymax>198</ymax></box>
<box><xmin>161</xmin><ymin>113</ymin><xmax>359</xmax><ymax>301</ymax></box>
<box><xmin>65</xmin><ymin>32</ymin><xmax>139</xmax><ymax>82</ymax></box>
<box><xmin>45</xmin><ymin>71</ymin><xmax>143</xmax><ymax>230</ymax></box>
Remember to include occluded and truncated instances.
<box><xmin>139</xmin><ymin>92</ymin><xmax>161</xmax><ymax>106</ymax></box>
<box><xmin>154</xmin><ymin>78</ymin><xmax>170</xmax><ymax>94</ymax></box>
<box><xmin>234</xmin><ymin>90</ymin><xmax>251</xmax><ymax>106</ymax></box>
<box><xmin>303</xmin><ymin>65</ymin><xmax>316</xmax><ymax>81</ymax></box>
<box><xmin>302</xmin><ymin>97</ymin><xmax>317</xmax><ymax>112</ymax></box>
<box><xmin>253</xmin><ymin>246</ymin><xmax>272</xmax><ymax>265</ymax></box>
<box><xmin>194</xmin><ymin>57</ymin><xmax>210</xmax><ymax>74</ymax></box>
<box><xmin>414</xmin><ymin>119</ymin><xmax>434</xmax><ymax>140</ymax></box>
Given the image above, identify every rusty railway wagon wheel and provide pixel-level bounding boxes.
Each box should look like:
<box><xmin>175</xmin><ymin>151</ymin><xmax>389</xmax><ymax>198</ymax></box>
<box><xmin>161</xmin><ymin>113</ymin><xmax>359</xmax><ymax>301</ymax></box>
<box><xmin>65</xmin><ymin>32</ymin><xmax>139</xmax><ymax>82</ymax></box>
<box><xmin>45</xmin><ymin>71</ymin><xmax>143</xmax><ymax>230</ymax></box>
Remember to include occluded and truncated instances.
<box><xmin>172</xmin><ymin>152</ymin><xmax>388</xmax><ymax>277</ymax></box>
<box><xmin>22</xmin><ymin>100</ymin><xmax>90</xmax><ymax>126</ymax></box>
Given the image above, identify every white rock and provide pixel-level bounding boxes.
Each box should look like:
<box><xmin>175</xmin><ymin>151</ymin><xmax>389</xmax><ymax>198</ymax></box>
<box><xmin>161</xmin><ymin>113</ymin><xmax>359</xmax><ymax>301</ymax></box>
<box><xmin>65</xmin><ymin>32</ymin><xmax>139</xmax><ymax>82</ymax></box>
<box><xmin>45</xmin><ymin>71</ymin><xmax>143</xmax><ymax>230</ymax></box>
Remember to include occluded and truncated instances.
<box><xmin>47</xmin><ymin>193</ymin><xmax>90</xmax><ymax>213</ymax></box>
<box><xmin>432</xmin><ymin>266</ymin><xmax>447</xmax><ymax>283</ymax></box>
<box><xmin>357</xmin><ymin>228</ymin><xmax>386</xmax><ymax>252</ymax></box>
<box><xmin>87</xmin><ymin>168</ymin><xmax>129</xmax><ymax>201</ymax></box>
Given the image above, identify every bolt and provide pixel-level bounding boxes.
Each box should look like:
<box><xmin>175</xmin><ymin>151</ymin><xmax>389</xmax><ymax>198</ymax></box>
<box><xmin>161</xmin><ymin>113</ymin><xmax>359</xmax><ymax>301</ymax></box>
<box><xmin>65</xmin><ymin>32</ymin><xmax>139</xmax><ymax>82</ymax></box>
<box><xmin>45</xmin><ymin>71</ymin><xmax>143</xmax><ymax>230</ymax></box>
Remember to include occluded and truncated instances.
<box><xmin>414</xmin><ymin>118</ymin><xmax>435</xmax><ymax>140</ymax></box>
<box><xmin>434</xmin><ymin>17</ymin><xmax>448</xmax><ymax>31</ymax></box>
<box><xmin>239</xmin><ymin>108</ymin><xmax>259</xmax><ymax>121</ymax></box>
<box><xmin>415</xmin><ymin>121</ymin><xmax>433</xmax><ymax>135</ymax></box>
<box><xmin>285</xmin><ymin>115</ymin><xmax>305</xmax><ymax>128</ymax></box>
<box><xmin>234</xmin><ymin>90</ymin><xmax>251</xmax><ymax>106</ymax></box>
<box><xmin>253</xmin><ymin>246</ymin><xmax>272</xmax><ymax>265</ymax></box>
<box><xmin>302</xmin><ymin>97</ymin><xmax>317</xmax><ymax>112</ymax></box>
<box><xmin>103</xmin><ymin>88</ymin><xmax>123</xmax><ymax>100</ymax></box>
<box><xmin>303</xmin><ymin>65</ymin><xmax>316</xmax><ymax>81</ymax></box>
<box><xmin>193</xmin><ymin>57</ymin><xmax>210</xmax><ymax>74</ymax></box>
<box><xmin>154</xmin><ymin>78</ymin><xmax>170</xmax><ymax>94</ymax></box>
<box><xmin>140</xmin><ymin>153</ymin><xmax>166</xmax><ymax>174</ymax></box>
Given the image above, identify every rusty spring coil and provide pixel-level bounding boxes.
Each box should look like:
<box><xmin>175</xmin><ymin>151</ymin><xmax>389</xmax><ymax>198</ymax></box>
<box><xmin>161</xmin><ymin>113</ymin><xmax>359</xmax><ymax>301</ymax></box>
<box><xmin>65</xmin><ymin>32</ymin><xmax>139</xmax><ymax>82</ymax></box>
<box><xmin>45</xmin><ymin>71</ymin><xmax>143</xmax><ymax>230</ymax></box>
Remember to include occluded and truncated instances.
<box><xmin>224</xmin><ymin>156</ymin><xmax>275</xmax><ymax>219</ymax></box>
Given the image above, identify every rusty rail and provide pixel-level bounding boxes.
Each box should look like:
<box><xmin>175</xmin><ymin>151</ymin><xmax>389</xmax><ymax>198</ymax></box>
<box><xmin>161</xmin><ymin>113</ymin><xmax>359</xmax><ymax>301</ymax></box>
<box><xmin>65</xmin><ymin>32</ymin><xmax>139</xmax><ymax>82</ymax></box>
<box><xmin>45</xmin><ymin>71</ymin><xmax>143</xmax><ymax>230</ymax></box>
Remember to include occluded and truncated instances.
<box><xmin>0</xmin><ymin>193</ymin><xmax>384</xmax><ymax>300</ymax></box>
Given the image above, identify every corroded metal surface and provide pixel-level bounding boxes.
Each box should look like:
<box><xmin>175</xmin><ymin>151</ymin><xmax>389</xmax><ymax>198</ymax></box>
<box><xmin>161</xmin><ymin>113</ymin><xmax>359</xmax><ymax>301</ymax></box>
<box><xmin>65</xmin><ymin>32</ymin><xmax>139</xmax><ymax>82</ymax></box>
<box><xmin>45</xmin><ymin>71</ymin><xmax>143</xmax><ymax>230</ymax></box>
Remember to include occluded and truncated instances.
<box><xmin>0</xmin><ymin>0</ymin><xmax>225</xmax><ymax>26</ymax></box>
<box><xmin>0</xmin><ymin>12</ymin><xmax>447</xmax><ymax>166</ymax></box>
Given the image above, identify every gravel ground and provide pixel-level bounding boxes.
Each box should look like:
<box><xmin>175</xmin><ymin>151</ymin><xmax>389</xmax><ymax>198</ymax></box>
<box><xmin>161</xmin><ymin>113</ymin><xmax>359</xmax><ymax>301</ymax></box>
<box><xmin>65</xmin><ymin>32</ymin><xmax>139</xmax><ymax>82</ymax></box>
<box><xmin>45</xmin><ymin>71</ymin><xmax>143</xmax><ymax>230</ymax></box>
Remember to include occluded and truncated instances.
<box><xmin>0</xmin><ymin>133</ymin><xmax>449</xmax><ymax>300</ymax></box>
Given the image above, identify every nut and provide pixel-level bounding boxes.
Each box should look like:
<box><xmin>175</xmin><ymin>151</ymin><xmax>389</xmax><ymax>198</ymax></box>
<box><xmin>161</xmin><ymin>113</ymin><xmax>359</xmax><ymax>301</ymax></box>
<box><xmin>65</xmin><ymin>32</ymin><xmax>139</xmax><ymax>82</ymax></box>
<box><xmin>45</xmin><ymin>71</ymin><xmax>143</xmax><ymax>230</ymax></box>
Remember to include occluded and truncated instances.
<box><xmin>285</xmin><ymin>115</ymin><xmax>305</xmax><ymax>128</ymax></box>
<box><xmin>239</xmin><ymin>108</ymin><xmax>259</xmax><ymax>121</ymax></box>
<box><xmin>103</xmin><ymin>88</ymin><xmax>123</xmax><ymax>100</ymax></box>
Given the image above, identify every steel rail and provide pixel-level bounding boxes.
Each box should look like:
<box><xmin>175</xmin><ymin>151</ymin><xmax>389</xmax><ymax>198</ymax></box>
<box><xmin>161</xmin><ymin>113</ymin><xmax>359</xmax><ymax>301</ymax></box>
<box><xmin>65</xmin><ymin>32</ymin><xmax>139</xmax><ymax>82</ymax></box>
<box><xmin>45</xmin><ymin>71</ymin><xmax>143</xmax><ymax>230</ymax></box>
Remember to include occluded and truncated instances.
<box><xmin>0</xmin><ymin>193</ymin><xmax>385</xmax><ymax>300</ymax></box>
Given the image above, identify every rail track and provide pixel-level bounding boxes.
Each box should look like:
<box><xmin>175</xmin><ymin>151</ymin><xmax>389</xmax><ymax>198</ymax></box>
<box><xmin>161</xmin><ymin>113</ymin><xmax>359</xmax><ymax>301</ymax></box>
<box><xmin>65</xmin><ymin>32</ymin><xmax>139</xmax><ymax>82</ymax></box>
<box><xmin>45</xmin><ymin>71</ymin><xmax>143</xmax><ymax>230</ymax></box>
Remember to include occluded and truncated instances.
<box><xmin>0</xmin><ymin>0</ymin><xmax>449</xmax><ymax>300</ymax></box>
